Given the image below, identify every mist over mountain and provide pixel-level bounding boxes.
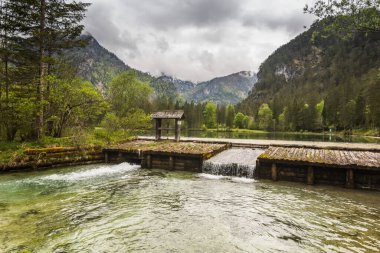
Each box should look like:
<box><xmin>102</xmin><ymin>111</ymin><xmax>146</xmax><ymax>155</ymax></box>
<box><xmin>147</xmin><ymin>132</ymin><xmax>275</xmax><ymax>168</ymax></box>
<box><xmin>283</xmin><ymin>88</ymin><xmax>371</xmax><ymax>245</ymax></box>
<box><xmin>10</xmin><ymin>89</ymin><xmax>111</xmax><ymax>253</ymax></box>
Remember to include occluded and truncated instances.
<box><xmin>65</xmin><ymin>34</ymin><xmax>257</xmax><ymax>104</ymax></box>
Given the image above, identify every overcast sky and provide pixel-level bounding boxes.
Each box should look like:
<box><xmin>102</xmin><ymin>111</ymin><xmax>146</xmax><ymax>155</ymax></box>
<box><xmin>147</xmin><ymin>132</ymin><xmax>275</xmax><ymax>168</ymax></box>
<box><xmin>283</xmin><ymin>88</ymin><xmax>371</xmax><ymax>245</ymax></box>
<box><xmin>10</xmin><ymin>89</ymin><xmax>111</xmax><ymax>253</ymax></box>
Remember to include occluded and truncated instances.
<box><xmin>84</xmin><ymin>0</ymin><xmax>315</xmax><ymax>82</ymax></box>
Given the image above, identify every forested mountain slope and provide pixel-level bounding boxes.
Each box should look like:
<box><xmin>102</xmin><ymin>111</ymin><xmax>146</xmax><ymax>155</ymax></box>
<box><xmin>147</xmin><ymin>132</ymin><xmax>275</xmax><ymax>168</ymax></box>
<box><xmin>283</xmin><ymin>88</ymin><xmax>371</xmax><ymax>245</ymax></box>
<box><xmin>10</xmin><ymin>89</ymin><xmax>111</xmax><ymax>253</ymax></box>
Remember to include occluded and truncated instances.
<box><xmin>186</xmin><ymin>71</ymin><xmax>257</xmax><ymax>104</ymax></box>
<box><xmin>66</xmin><ymin>34</ymin><xmax>256</xmax><ymax>104</ymax></box>
<box><xmin>238</xmin><ymin>21</ymin><xmax>380</xmax><ymax>131</ymax></box>
<box><xmin>65</xmin><ymin>34</ymin><xmax>131</xmax><ymax>92</ymax></box>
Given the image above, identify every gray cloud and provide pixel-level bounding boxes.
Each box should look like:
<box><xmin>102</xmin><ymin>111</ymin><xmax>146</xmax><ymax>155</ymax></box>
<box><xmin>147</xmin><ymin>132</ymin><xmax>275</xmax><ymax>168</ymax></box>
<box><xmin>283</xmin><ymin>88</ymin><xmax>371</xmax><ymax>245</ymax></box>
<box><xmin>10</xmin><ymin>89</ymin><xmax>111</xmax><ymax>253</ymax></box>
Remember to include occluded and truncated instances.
<box><xmin>119</xmin><ymin>0</ymin><xmax>242</xmax><ymax>30</ymax></box>
<box><xmin>84</xmin><ymin>0</ymin><xmax>315</xmax><ymax>81</ymax></box>
<box><xmin>242</xmin><ymin>10</ymin><xmax>315</xmax><ymax>34</ymax></box>
<box><xmin>156</xmin><ymin>37</ymin><xmax>170</xmax><ymax>53</ymax></box>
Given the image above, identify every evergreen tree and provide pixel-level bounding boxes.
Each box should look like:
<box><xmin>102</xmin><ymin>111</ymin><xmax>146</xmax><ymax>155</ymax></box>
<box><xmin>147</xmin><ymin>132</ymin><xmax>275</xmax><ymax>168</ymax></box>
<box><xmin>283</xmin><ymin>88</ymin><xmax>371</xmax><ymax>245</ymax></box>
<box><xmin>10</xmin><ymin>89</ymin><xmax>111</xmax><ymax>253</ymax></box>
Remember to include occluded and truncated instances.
<box><xmin>217</xmin><ymin>103</ymin><xmax>226</xmax><ymax>127</ymax></box>
<box><xmin>0</xmin><ymin>0</ymin><xmax>90</xmax><ymax>140</ymax></box>
<box><xmin>225</xmin><ymin>104</ymin><xmax>235</xmax><ymax>129</ymax></box>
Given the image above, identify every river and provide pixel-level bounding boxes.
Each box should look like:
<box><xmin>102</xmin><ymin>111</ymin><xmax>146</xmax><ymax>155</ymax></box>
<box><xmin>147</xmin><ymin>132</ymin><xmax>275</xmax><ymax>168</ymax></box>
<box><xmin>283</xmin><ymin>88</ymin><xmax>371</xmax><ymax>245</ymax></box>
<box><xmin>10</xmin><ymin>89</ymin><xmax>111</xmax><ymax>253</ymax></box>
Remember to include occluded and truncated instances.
<box><xmin>0</xmin><ymin>163</ymin><xmax>379</xmax><ymax>252</ymax></box>
<box><xmin>141</xmin><ymin>129</ymin><xmax>380</xmax><ymax>143</ymax></box>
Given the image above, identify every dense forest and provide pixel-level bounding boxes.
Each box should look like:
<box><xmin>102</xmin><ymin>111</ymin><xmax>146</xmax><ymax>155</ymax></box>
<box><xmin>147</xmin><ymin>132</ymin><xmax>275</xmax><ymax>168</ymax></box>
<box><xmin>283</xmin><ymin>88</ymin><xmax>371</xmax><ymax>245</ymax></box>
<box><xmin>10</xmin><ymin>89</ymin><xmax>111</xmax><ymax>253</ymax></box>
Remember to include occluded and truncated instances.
<box><xmin>1</xmin><ymin>0</ymin><xmax>379</xmax><ymax>145</ymax></box>
<box><xmin>238</xmin><ymin>2</ymin><xmax>380</xmax><ymax>134</ymax></box>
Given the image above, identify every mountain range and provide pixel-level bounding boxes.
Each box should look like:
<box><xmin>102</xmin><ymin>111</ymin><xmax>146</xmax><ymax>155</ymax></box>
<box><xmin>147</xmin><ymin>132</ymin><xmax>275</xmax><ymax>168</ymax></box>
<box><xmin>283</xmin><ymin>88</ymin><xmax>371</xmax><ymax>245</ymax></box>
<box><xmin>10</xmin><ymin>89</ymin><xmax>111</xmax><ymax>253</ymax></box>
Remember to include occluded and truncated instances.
<box><xmin>65</xmin><ymin>34</ymin><xmax>257</xmax><ymax>104</ymax></box>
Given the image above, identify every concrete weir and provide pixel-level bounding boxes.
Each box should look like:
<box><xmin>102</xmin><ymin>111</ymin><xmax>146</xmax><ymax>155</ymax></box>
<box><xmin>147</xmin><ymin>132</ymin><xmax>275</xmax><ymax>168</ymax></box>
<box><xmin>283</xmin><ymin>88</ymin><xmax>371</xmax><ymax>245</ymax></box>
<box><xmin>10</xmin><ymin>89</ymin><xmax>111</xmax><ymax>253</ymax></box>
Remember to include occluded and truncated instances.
<box><xmin>202</xmin><ymin>148</ymin><xmax>264</xmax><ymax>178</ymax></box>
<box><xmin>103</xmin><ymin>140</ymin><xmax>230</xmax><ymax>172</ymax></box>
<box><xmin>256</xmin><ymin>146</ymin><xmax>380</xmax><ymax>190</ymax></box>
<box><xmin>2</xmin><ymin>137</ymin><xmax>380</xmax><ymax>190</ymax></box>
<box><xmin>138</xmin><ymin>137</ymin><xmax>380</xmax><ymax>190</ymax></box>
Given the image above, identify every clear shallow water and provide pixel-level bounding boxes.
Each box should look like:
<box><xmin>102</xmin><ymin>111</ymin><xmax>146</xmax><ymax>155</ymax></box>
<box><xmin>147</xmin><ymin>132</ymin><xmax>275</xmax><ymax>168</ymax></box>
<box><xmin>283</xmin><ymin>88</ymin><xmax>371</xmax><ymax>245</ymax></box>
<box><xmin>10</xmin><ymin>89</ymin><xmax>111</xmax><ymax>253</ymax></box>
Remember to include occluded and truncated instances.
<box><xmin>1</xmin><ymin>163</ymin><xmax>380</xmax><ymax>252</ymax></box>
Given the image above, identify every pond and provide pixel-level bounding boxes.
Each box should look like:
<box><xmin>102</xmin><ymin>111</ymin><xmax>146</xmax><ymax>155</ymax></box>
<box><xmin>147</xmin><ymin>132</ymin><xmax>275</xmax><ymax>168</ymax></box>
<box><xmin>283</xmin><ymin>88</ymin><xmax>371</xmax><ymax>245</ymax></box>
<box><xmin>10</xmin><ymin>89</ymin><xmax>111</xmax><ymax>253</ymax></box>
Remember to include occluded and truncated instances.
<box><xmin>1</xmin><ymin>163</ymin><xmax>379</xmax><ymax>252</ymax></box>
<box><xmin>142</xmin><ymin>129</ymin><xmax>380</xmax><ymax>143</ymax></box>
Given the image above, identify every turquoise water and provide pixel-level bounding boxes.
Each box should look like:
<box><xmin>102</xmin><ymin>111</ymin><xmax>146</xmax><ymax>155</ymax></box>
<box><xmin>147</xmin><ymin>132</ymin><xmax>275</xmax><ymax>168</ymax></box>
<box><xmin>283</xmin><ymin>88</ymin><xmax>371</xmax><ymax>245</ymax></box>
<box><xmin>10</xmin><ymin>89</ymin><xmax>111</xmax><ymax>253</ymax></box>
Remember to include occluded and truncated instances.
<box><xmin>0</xmin><ymin>163</ymin><xmax>379</xmax><ymax>252</ymax></box>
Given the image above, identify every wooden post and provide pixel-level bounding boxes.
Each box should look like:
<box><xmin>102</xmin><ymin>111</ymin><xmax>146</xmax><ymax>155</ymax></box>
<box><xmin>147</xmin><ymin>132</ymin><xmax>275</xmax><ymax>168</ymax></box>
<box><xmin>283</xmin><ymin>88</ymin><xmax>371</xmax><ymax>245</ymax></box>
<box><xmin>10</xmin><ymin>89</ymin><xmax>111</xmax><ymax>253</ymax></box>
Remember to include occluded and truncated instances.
<box><xmin>307</xmin><ymin>166</ymin><xmax>314</xmax><ymax>185</ymax></box>
<box><xmin>147</xmin><ymin>154</ymin><xmax>152</xmax><ymax>169</ymax></box>
<box><xmin>254</xmin><ymin>159</ymin><xmax>260</xmax><ymax>179</ymax></box>
<box><xmin>169</xmin><ymin>156</ymin><xmax>174</xmax><ymax>170</ymax></box>
<box><xmin>175</xmin><ymin>119</ymin><xmax>181</xmax><ymax>142</ymax></box>
<box><xmin>105</xmin><ymin>152</ymin><xmax>109</xmax><ymax>163</ymax></box>
<box><xmin>346</xmin><ymin>169</ymin><xmax>354</xmax><ymax>188</ymax></box>
<box><xmin>271</xmin><ymin>163</ymin><xmax>277</xmax><ymax>181</ymax></box>
<box><xmin>155</xmin><ymin>119</ymin><xmax>162</xmax><ymax>141</ymax></box>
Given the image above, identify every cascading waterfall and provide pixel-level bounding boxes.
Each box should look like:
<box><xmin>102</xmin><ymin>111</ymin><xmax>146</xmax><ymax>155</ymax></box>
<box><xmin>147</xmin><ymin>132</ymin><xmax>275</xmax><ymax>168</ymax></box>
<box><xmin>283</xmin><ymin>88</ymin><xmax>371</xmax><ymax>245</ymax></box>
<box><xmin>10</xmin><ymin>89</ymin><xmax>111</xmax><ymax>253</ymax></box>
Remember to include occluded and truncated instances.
<box><xmin>202</xmin><ymin>148</ymin><xmax>264</xmax><ymax>178</ymax></box>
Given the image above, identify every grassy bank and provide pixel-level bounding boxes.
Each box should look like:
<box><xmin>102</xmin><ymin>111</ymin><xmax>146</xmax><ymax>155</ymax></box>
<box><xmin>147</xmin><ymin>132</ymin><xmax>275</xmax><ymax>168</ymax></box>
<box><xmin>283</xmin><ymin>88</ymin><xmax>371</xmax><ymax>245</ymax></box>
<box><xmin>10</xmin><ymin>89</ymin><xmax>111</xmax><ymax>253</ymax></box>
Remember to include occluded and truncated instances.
<box><xmin>0</xmin><ymin>128</ymin><xmax>137</xmax><ymax>165</ymax></box>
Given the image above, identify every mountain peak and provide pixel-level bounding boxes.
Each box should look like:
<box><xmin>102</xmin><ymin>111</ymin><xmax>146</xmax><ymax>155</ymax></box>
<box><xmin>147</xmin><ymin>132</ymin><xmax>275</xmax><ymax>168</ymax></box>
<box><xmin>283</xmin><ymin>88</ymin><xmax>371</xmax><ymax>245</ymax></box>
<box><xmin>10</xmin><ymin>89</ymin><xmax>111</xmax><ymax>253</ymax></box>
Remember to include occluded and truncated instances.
<box><xmin>65</xmin><ymin>35</ymin><xmax>257</xmax><ymax>104</ymax></box>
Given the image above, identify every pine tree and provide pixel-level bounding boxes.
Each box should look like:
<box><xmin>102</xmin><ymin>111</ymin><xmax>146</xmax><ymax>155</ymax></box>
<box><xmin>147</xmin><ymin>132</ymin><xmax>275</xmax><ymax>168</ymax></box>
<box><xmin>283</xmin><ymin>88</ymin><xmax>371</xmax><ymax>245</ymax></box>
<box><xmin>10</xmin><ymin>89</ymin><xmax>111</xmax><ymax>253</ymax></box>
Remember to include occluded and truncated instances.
<box><xmin>225</xmin><ymin>104</ymin><xmax>235</xmax><ymax>129</ymax></box>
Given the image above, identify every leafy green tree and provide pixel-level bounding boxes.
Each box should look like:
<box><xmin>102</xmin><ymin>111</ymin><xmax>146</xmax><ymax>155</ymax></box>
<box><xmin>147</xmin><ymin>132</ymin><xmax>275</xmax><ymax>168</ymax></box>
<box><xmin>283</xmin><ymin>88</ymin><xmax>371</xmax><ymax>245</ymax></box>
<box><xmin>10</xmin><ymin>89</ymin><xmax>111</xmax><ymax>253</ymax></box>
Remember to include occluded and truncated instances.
<box><xmin>1</xmin><ymin>90</ymin><xmax>36</xmax><ymax>141</ymax></box>
<box><xmin>258</xmin><ymin>103</ymin><xmax>273</xmax><ymax>130</ymax></box>
<box><xmin>340</xmin><ymin>99</ymin><xmax>357</xmax><ymax>130</ymax></box>
<box><xmin>278</xmin><ymin>106</ymin><xmax>289</xmax><ymax>131</ymax></box>
<box><xmin>48</xmin><ymin>76</ymin><xmax>105</xmax><ymax>137</ymax></box>
<box><xmin>315</xmin><ymin>100</ymin><xmax>325</xmax><ymax>130</ymax></box>
<box><xmin>225</xmin><ymin>104</ymin><xmax>235</xmax><ymax>129</ymax></box>
<box><xmin>234</xmin><ymin>112</ymin><xmax>249</xmax><ymax>129</ymax></box>
<box><xmin>203</xmin><ymin>101</ymin><xmax>217</xmax><ymax>128</ymax></box>
<box><xmin>120</xmin><ymin>109</ymin><xmax>152</xmax><ymax>131</ymax></box>
<box><xmin>367</xmin><ymin>77</ymin><xmax>380</xmax><ymax>130</ymax></box>
<box><xmin>101</xmin><ymin>112</ymin><xmax>120</xmax><ymax>142</ymax></box>
<box><xmin>304</xmin><ymin>0</ymin><xmax>380</xmax><ymax>35</ymax></box>
<box><xmin>0</xmin><ymin>0</ymin><xmax>90</xmax><ymax>140</ymax></box>
<box><xmin>108</xmin><ymin>71</ymin><xmax>153</xmax><ymax>118</ymax></box>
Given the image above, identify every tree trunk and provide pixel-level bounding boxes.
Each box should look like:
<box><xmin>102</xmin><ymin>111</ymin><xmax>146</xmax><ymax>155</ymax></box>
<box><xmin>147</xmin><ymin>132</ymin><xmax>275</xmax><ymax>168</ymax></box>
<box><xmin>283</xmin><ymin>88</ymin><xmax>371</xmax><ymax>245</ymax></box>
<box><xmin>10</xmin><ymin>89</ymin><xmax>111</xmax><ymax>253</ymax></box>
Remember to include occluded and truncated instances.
<box><xmin>45</xmin><ymin>49</ymin><xmax>53</xmax><ymax>135</ymax></box>
<box><xmin>36</xmin><ymin>0</ymin><xmax>46</xmax><ymax>139</ymax></box>
<box><xmin>5</xmin><ymin>58</ymin><xmax>8</xmax><ymax>105</ymax></box>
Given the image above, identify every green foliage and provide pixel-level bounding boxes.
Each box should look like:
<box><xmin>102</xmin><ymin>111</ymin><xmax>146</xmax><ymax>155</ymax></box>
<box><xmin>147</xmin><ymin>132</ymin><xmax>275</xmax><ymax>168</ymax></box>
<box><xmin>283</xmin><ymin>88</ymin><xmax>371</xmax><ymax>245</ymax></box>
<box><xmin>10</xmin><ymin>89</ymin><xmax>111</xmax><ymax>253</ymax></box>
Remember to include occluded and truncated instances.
<box><xmin>225</xmin><ymin>104</ymin><xmax>235</xmax><ymax>129</ymax></box>
<box><xmin>278</xmin><ymin>106</ymin><xmax>289</xmax><ymax>131</ymax></box>
<box><xmin>367</xmin><ymin>78</ymin><xmax>380</xmax><ymax>130</ymax></box>
<box><xmin>108</xmin><ymin>71</ymin><xmax>153</xmax><ymax>117</ymax></box>
<box><xmin>120</xmin><ymin>109</ymin><xmax>152</xmax><ymax>131</ymax></box>
<box><xmin>258</xmin><ymin>104</ymin><xmax>273</xmax><ymax>130</ymax></box>
<box><xmin>101</xmin><ymin>112</ymin><xmax>121</xmax><ymax>143</ymax></box>
<box><xmin>203</xmin><ymin>102</ymin><xmax>217</xmax><ymax>128</ymax></box>
<box><xmin>48</xmin><ymin>76</ymin><xmax>106</xmax><ymax>137</ymax></box>
<box><xmin>238</xmin><ymin>17</ymin><xmax>380</xmax><ymax>132</ymax></box>
<box><xmin>340</xmin><ymin>99</ymin><xmax>357</xmax><ymax>130</ymax></box>
<box><xmin>304</xmin><ymin>0</ymin><xmax>380</xmax><ymax>36</ymax></box>
<box><xmin>0</xmin><ymin>0</ymin><xmax>90</xmax><ymax>140</ymax></box>
<box><xmin>234</xmin><ymin>112</ymin><xmax>249</xmax><ymax>129</ymax></box>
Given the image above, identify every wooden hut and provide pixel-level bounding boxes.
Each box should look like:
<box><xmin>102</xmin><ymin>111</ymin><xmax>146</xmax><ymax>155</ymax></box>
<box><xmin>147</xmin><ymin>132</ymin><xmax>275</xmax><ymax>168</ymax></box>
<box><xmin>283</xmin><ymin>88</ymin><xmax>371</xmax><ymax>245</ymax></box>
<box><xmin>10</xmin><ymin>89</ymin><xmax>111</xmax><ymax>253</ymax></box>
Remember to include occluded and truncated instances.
<box><xmin>151</xmin><ymin>110</ymin><xmax>185</xmax><ymax>142</ymax></box>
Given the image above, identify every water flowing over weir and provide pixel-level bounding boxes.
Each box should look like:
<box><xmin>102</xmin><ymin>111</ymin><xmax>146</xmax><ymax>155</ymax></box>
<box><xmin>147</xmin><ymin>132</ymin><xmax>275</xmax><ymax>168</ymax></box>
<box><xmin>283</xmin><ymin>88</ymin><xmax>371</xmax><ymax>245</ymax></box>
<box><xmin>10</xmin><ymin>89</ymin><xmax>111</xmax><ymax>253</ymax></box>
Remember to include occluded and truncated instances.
<box><xmin>202</xmin><ymin>148</ymin><xmax>264</xmax><ymax>178</ymax></box>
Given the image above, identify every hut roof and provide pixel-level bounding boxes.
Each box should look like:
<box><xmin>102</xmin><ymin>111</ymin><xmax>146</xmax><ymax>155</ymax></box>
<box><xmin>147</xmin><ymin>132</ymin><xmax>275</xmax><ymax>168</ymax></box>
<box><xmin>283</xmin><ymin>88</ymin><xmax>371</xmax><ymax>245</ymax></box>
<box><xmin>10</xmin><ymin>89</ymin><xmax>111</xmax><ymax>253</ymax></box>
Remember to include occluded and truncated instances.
<box><xmin>151</xmin><ymin>110</ymin><xmax>185</xmax><ymax>119</ymax></box>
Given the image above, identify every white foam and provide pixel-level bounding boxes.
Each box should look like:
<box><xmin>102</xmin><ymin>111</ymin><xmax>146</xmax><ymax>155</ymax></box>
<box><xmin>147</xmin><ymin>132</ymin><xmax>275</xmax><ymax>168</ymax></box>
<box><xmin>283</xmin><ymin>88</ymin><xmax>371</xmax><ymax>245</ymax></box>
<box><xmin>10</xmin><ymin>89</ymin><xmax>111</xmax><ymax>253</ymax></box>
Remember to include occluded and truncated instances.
<box><xmin>231</xmin><ymin>177</ymin><xmax>256</xmax><ymax>184</ymax></box>
<box><xmin>197</xmin><ymin>173</ymin><xmax>229</xmax><ymax>180</ymax></box>
<box><xmin>41</xmin><ymin>163</ymin><xmax>140</xmax><ymax>182</ymax></box>
<box><xmin>198</xmin><ymin>173</ymin><xmax>255</xmax><ymax>184</ymax></box>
